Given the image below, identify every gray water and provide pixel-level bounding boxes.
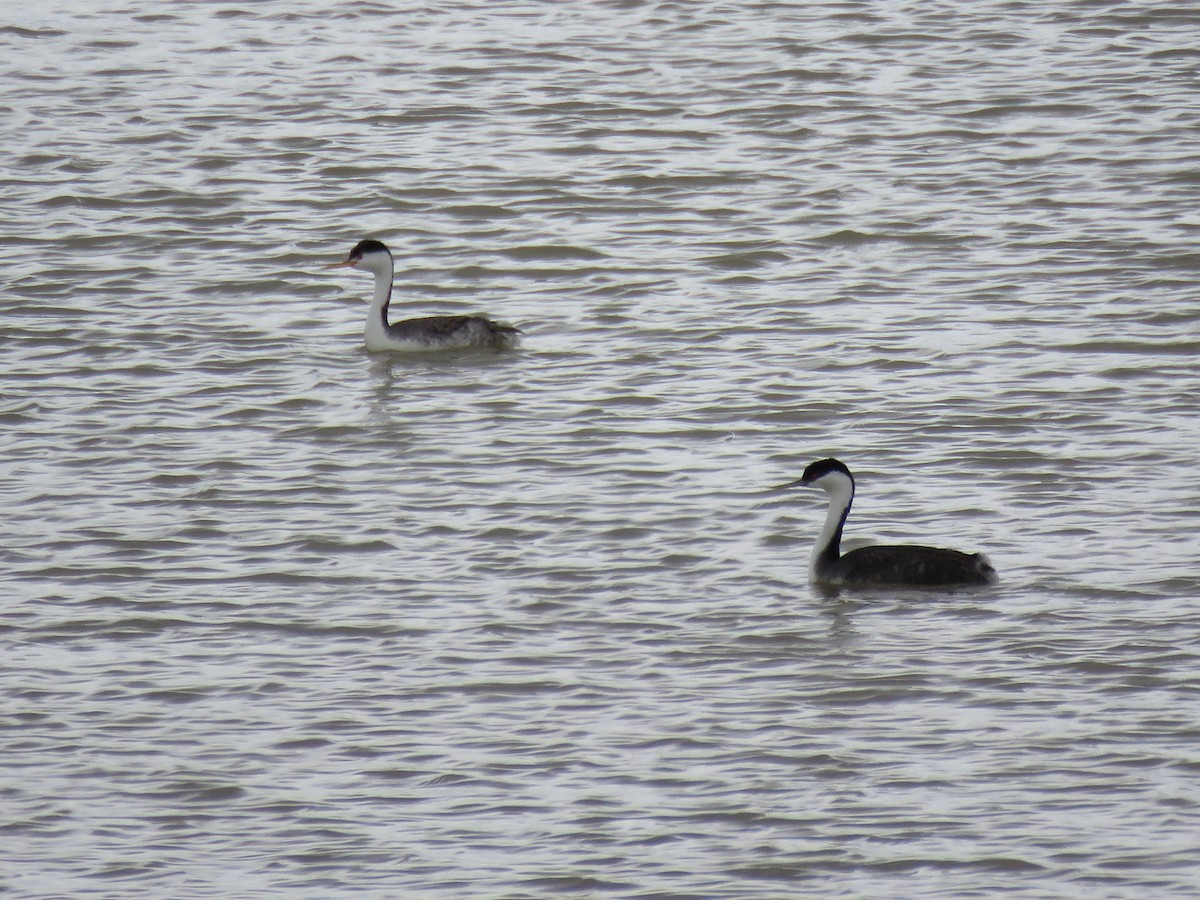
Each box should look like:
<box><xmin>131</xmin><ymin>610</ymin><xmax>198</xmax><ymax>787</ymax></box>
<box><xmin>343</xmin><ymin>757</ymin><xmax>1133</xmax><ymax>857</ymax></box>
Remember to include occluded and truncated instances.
<box><xmin>4</xmin><ymin>2</ymin><xmax>1200</xmax><ymax>897</ymax></box>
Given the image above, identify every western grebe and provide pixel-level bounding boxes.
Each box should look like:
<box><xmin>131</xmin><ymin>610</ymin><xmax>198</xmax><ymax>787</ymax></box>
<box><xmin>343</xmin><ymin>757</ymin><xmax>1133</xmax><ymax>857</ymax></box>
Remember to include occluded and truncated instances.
<box><xmin>325</xmin><ymin>239</ymin><xmax>522</xmax><ymax>352</ymax></box>
<box><xmin>780</xmin><ymin>458</ymin><xmax>997</xmax><ymax>587</ymax></box>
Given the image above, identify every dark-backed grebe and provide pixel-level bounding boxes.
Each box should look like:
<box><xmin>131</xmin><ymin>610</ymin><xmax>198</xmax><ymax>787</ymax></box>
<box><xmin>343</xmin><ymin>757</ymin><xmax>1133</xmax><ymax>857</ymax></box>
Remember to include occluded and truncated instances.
<box><xmin>326</xmin><ymin>239</ymin><xmax>521</xmax><ymax>352</ymax></box>
<box><xmin>780</xmin><ymin>458</ymin><xmax>997</xmax><ymax>587</ymax></box>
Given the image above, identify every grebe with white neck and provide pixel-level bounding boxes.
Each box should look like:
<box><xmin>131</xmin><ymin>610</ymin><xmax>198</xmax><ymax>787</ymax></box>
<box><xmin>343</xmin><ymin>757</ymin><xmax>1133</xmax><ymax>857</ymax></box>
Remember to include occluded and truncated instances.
<box><xmin>325</xmin><ymin>239</ymin><xmax>521</xmax><ymax>352</ymax></box>
<box><xmin>780</xmin><ymin>458</ymin><xmax>997</xmax><ymax>588</ymax></box>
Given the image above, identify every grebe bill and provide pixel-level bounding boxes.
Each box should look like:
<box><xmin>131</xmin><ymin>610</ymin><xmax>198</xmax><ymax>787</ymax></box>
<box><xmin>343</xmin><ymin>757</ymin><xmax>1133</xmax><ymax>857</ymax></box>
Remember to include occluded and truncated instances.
<box><xmin>325</xmin><ymin>239</ymin><xmax>521</xmax><ymax>353</ymax></box>
<box><xmin>780</xmin><ymin>458</ymin><xmax>997</xmax><ymax>587</ymax></box>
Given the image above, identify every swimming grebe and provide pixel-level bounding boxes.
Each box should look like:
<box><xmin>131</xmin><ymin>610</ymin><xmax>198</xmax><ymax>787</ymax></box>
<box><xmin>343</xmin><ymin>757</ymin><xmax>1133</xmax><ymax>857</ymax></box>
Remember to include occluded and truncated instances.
<box><xmin>781</xmin><ymin>458</ymin><xmax>997</xmax><ymax>587</ymax></box>
<box><xmin>325</xmin><ymin>239</ymin><xmax>521</xmax><ymax>352</ymax></box>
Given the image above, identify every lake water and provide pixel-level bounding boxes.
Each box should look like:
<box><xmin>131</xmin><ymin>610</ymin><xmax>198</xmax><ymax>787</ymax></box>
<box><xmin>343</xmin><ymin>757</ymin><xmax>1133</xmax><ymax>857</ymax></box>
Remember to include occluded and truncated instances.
<box><xmin>3</xmin><ymin>2</ymin><xmax>1200</xmax><ymax>897</ymax></box>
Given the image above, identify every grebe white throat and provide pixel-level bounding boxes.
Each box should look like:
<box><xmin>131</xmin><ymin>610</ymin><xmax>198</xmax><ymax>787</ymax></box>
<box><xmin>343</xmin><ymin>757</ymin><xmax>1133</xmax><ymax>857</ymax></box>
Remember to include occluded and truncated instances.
<box><xmin>353</xmin><ymin>244</ymin><xmax>397</xmax><ymax>352</ymax></box>
<box><xmin>807</xmin><ymin>465</ymin><xmax>855</xmax><ymax>578</ymax></box>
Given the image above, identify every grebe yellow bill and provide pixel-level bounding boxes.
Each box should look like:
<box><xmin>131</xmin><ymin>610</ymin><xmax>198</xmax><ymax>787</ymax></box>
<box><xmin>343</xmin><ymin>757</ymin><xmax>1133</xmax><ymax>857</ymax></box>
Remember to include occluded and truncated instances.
<box><xmin>778</xmin><ymin>458</ymin><xmax>997</xmax><ymax>588</ymax></box>
<box><xmin>325</xmin><ymin>239</ymin><xmax>522</xmax><ymax>353</ymax></box>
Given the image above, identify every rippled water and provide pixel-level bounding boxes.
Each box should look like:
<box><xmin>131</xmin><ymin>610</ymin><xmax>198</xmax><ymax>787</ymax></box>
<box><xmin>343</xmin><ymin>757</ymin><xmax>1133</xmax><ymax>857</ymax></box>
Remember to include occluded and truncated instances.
<box><xmin>4</xmin><ymin>2</ymin><xmax>1200</xmax><ymax>897</ymax></box>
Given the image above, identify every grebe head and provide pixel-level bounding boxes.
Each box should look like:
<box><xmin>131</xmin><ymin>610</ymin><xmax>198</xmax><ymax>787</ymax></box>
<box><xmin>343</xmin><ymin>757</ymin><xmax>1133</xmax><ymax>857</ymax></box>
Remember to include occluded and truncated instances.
<box><xmin>325</xmin><ymin>239</ymin><xmax>392</xmax><ymax>276</ymax></box>
<box><xmin>798</xmin><ymin>458</ymin><xmax>854</xmax><ymax>495</ymax></box>
<box><xmin>776</xmin><ymin>457</ymin><xmax>854</xmax><ymax>495</ymax></box>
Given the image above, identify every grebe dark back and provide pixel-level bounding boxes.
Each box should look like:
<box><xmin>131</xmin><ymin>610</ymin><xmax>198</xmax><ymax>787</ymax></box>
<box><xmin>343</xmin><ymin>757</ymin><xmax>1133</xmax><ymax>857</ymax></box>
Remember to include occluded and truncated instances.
<box><xmin>325</xmin><ymin>239</ymin><xmax>521</xmax><ymax>352</ymax></box>
<box><xmin>780</xmin><ymin>458</ymin><xmax>997</xmax><ymax>588</ymax></box>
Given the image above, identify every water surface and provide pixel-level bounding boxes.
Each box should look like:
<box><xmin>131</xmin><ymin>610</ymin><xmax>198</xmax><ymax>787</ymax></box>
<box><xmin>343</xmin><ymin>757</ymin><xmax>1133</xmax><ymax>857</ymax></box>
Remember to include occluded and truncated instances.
<box><xmin>3</xmin><ymin>2</ymin><xmax>1200</xmax><ymax>897</ymax></box>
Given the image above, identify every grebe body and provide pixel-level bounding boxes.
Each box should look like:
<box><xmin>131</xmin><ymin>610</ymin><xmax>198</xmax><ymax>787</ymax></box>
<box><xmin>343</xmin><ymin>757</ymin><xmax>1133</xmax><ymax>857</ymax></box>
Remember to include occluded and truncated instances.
<box><xmin>326</xmin><ymin>239</ymin><xmax>521</xmax><ymax>353</ymax></box>
<box><xmin>782</xmin><ymin>458</ymin><xmax>996</xmax><ymax>588</ymax></box>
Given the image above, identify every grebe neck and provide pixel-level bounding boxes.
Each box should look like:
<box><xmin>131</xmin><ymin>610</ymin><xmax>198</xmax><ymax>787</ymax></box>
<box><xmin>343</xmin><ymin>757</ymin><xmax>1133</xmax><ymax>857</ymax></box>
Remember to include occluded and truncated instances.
<box><xmin>812</xmin><ymin>476</ymin><xmax>853</xmax><ymax>575</ymax></box>
<box><xmin>365</xmin><ymin>266</ymin><xmax>395</xmax><ymax>346</ymax></box>
<box><xmin>372</xmin><ymin>266</ymin><xmax>394</xmax><ymax>322</ymax></box>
